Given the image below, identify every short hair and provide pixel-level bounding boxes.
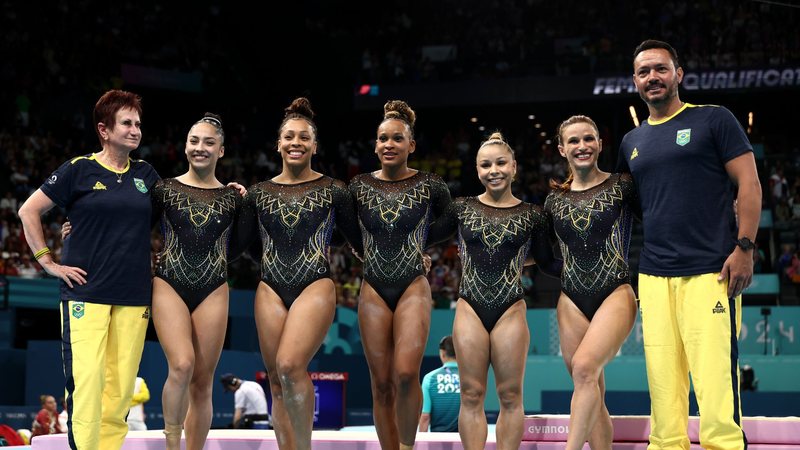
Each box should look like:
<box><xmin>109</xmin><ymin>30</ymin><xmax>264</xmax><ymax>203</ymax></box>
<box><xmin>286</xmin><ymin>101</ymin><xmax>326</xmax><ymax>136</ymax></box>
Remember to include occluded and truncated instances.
<box><xmin>439</xmin><ymin>335</ymin><xmax>456</xmax><ymax>358</ymax></box>
<box><xmin>633</xmin><ymin>39</ymin><xmax>680</xmax><ymax>69</ymax></box>
<box><xmin>93</xmin><ymin>90</ymin><xmax>142</xmax><ymax>147</ymax></box>
<box><xmin>219</xmin><ymin>373</ymin><xmax>239</xmax><ymax>387</ymax></box>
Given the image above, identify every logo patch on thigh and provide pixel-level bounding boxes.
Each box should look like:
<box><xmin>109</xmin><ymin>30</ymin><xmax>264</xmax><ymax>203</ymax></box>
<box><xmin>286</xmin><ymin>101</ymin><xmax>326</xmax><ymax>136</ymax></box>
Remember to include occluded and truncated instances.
<box><xmin>72</xmin><ymin>302</ymin><xmax>85</xmax><ymax>319</ymax></box>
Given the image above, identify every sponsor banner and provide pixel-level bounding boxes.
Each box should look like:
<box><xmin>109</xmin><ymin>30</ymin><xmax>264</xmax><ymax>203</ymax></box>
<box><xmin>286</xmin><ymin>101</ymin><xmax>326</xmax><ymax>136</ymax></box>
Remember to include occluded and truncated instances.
<box><xmin>309</xmin><ymin>372</ymin><xmax>349</xmax><ymax>381</ymax></box>
<box><xmin>593</xmin><ymin>67</ymin><xmax>800</xmax><ymax>95</ymax></box>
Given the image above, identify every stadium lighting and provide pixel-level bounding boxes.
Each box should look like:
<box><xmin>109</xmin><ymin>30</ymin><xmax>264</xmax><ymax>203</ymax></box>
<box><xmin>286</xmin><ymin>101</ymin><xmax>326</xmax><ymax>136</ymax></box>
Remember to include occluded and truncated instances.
<box><xmin>629</xmin><ymin>106</ymin><xmax>640</xmax><ymax>127</ymax></box>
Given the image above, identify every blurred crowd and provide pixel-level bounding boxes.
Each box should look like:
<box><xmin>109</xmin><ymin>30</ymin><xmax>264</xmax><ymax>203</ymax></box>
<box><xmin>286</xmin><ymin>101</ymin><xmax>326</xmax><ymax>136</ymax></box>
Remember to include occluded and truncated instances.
<box><xmin>2</xmin><ymin>0</ymin><xmax>800</xmax><ymax>304</ymax></box>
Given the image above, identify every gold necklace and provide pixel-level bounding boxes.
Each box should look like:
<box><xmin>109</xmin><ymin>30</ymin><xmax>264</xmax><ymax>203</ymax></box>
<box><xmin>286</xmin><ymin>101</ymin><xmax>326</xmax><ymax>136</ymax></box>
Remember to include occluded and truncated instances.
<box><xmin>96</xmin><ymin>152</ymin><xmax>126</xmax><ymax>183</ymax></box>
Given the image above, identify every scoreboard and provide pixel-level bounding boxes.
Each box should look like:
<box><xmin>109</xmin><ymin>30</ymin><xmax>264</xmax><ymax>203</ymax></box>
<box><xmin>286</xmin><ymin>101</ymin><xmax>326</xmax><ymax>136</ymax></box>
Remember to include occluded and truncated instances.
<box><xmin>257</xmin><ymin>371</ymin><xmax>348</xmax><ymax>429</ymax></box>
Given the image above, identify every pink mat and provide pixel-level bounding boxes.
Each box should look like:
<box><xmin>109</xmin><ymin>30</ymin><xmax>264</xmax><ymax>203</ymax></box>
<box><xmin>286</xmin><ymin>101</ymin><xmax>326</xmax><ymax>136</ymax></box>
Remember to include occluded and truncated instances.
<box><xmin>31</xmin><ymin>428</ymin><xmax>799</xmax><ymax>450</ymax></box>
<box><xmin>524</xmin><ymin>415</ymin><xmax>800</xmax><ymax>445</ymax></box>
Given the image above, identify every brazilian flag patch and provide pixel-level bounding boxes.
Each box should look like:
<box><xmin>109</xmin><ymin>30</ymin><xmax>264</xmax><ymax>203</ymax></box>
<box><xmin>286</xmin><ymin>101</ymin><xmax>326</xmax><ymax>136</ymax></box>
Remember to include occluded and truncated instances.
<box><xmin>72</xmin><ymin>301</ymin><xmax>85</xmax><ymax>319</ymax></box>
<box><xmin>134</xmin><ymin>178</ymin><xmax>148</xmax><ymax>193</ymax></box>
<box><xmin>676</xmin><ymin>128</ymin><xmax>691</xmax><ymax>146</ymax></box>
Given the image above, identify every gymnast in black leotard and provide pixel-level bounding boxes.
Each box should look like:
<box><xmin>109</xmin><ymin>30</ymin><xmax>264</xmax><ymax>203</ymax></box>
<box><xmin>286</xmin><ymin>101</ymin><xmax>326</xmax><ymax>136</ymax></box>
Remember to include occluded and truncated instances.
<box><xmin>544</xmin><ymin>115</ymin><xmax>638</xmax><ymax>450</ymax></box>
<box><xmin>428</xmin><ymin>197</ymin><xmax>556</xmax><ymax>332</ymax></box>
<box><xmin>428</xmin><ymin>131</ymin><xmax>548</xmax><ymax>450</ymax></box>
<box><xmin>544</xmin><ymin>172</ymin><xmax>635</xmax><ymax>320</ymax></box>
<box><xmin>150</xmin><ymin>113</ymin><xmax>244</xmax><ymax>450</ymax></box>
<box><xmin>349</xmin><ymin>170</ymin><xmax>450</xmax><ymax>311</ymax></box>
<box><xmin>352</xmin><ymin>100</ymin><xmax>451</xmax><ymax>450</ymax></box>
<box><xmin>240</xmin><ymin>98</ymin><xmax>361</xmax><ymax>450</ymax></box>
<box><xmin>152</xmin><ymin>178</ymin><xmax>240</xmax><ymax>312</ymax></box>
<box><xmin>245</xmin><ymin>175</ymin><xmax>361</xmax><ymax>309</ymax></box>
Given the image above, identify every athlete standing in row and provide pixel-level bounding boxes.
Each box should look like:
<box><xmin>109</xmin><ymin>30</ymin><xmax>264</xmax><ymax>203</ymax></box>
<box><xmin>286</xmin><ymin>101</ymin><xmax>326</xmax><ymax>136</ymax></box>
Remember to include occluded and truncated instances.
<box><xmin>545</xmin><ymin>115</ymin><xmax>637</xmax><ymax>450</ymax></box>
<box><xmin>240</xmin><ymin>98</ymin><xmax>362</xmax><ymax>450</ymax></box>
<box><xmin>349</xmin><ymin>100</ymin><xmax>451</xmax><ymax>450</ymax></box>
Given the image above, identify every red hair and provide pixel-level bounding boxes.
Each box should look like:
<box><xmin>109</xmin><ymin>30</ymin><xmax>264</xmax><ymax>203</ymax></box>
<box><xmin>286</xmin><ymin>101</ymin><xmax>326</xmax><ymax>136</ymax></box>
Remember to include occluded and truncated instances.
<box><xmin>93</xmin><ymin>90</ymin><xmax>142</xmax><ymax>146</ymax></box>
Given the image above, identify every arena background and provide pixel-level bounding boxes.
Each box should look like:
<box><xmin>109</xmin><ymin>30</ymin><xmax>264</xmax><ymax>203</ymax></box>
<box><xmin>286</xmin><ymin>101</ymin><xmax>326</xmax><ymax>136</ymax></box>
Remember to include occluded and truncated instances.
<box><xmin>1</xmin><ymin>0</ymin><xmax>799</xmax><ymax>431</ymax></box>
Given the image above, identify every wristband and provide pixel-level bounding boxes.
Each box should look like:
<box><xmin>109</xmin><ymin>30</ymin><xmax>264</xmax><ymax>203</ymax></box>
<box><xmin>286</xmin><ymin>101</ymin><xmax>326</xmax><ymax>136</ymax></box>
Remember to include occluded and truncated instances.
<box><xmin>33</xmin><ymin>247</ymin><xmax>51</xmax><ymax>260</ymax></box>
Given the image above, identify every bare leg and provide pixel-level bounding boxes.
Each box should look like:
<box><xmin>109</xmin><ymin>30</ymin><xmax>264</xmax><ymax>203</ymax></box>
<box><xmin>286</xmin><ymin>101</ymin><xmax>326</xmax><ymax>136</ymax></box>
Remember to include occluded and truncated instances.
<box><xmin>558</xmin><ymin>286</ymin><xmax>636</xmax><ymax>450</ymax></box>
<box><xmin>254</xmin><ymin>282</ymin><xmax>294</xmax><ymax>449</ymax></box>
<box><xmin>152</xmin><ymin>279</ymin><xmax>193</xmax><ymax>450</ymax></box>
<box><xmin>452</xmin><ymin>299</ymin><xmax>490</xmax><ymax>450</ymax></box>
<box><xmin>275</xmin><ymin>279</ymin><xmax>336</xmax><ymax>450</ymax></box>
<box><xmin>588</xmin><ymin>374</ymin><xmax>613</xmax><ymax>449</ymax></box>
<box><xmin>184</xmin><ymin>285</ymin><xmax>228</xmax><ymax>450</ymax></box>
<box><xmin>489</xmin><ymin>300</ymin><xmax>529</xmax><ymax>450</ymax></box>
<box><xmin>359</xmin><ymin>281</ymin><xmax>399</xmax><ymax>450</ymax></box>
<box><xmin>391</xmin><ymin>277</ymin><xmax>432</xmax><ymax>449</ymax></box>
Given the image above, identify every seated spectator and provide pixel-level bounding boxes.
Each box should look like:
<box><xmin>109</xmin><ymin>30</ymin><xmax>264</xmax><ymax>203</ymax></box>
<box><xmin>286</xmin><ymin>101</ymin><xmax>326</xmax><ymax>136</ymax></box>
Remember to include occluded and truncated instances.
<box><xmin>753</xmin><ymin>242</ymin><xmax>767</xmax><ymax>274</ymax></box>
<box><xmin>342</xmin><ymin>290</ymin><xmax>358</xmax><ymax>308</ymax></box>
<box><xmin>58</xmin><ymin>397</ymin><xmax>68</xmax><ymax>434</ymax></box>
<box><xmin>791</xmin><ymin>192</ymin><xmax>800</xmax><ymax>222</ymax></box>
<box><xmin>776</xmin><ymin>245</ymin><xmax>795</xmax><ymax>280</ymax></box>
<box><xmin>31</xmin><ymin>395</ymin><xmax>65</xmax><ymax>437</ymax></box>
<box><xmin>521</xmin><ymin>268</ymin><xmax>536</xmax><ymax>307</ymax></box>
<box><xmin>787</xmin><ymin>250</ymin><xmax>800</xmax><ymax>284</ymax></box>
<box><xmin>16</xmin><ymin>254</ymin><xmax>41</xmax><ymax>279</ymax></box>
<box><xmin>1</xmin><ymin>255</ymin><xmax>20</xmax><ymax>277</ymax></box>
<box><xmin>342</xmin><ymin>272</ymin><xmax>361</xmax><ymax>300</ymax></box>
<box><xmin>775</xmin><ymin>198</ymin><xmax>792</xmax><ymax>225</ymax></box>
<box><xmin>770</xmin><ymin>167</ymin><xmax>788</xmax><ymax>204</ymax></box>
<box><xmin>0</xmin><ymin>192</ymin><xmax>17</xmax><ymax>217</ymax></box>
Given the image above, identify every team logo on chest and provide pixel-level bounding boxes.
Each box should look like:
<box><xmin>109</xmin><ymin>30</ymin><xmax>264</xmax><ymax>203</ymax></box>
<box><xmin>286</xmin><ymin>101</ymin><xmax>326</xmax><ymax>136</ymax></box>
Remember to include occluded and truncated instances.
<box><xmin>134</xmin><ymin>178</ymin><xmax>148</xmax><ymax>193</ymax></box>
<box><xmin>676</xmin><ymin>129</ymin><xmax>691</xmax><ymax>146</ymax></box>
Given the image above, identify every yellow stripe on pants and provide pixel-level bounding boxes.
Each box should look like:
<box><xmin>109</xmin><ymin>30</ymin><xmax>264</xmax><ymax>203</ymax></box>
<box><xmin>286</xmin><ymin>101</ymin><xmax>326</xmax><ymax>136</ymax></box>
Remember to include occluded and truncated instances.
<box><xmin>61</xmin><ymin>300</ymin><xmax>149</xmax><ymax>450</ymax></box>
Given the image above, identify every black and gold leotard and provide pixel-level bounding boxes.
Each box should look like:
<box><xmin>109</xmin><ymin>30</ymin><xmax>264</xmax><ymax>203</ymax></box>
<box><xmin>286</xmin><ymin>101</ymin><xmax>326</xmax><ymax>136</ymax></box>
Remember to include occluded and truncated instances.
<box><xmin>349</xmin><ymin>171</ymin><xmax>451</xmax><ymax>311</ymax></box>
<box><xmin>544</xmin><ymin>173</ymin><xmax>636</xmax><ymax>320</ymax></box>
<box><xmin>243</xmin><ymin>176</ymin><xmax>362</xmax><ymax>309</ymax></box>
<box><xmin>429</xmin><ymin>197</ymin><xmax>553</xmax><ymax>331</ymax></box>
<box><xmin>152</xmin><ymin>178</ymin><xmax>241</xmax><ymax>312</ymax></box>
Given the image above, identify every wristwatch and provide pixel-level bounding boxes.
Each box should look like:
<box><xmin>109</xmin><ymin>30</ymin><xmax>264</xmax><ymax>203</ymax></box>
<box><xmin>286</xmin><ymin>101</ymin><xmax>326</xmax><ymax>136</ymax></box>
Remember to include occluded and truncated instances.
<box><xmin>736</xmin><ymin>237</ymin><xmax>755</xmax><ymax>251</ymax></box>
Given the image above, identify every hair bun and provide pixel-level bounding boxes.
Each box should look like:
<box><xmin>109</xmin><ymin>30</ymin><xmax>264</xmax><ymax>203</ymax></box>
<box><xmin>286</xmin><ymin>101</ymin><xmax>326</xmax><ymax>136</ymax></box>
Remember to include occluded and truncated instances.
<box><xmin>383</xmin><ymin>100</ymin><xmax>416</xmax><ymax>128</ymax></box>
<box><xmin>285</xmin><ymin>97</ymin><xmax>315</xmax><ymax>120</ymax></box>
<box><xmin>201</xmin><ymin>112</ymin><xmax>223</xmax><ymax>127</ymax></box>
<box><xmin>478</xmin><ymin>130</ymin><xmax>514</xmax><ymax>155</ymax></box>
<box><xmin>487</xmin><ymin>131</ymin><xmax>505</xmax><ymax>142</ymax></box>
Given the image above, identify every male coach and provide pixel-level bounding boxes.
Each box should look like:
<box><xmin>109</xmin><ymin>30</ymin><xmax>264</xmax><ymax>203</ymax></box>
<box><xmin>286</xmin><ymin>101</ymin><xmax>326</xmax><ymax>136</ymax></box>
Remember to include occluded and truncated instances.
<box><xmin>618</xmin><ymin>39</ymin><xmax>761</xmax><ymax>450</ymax></box>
